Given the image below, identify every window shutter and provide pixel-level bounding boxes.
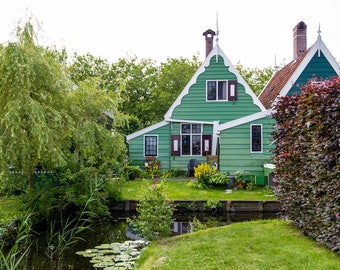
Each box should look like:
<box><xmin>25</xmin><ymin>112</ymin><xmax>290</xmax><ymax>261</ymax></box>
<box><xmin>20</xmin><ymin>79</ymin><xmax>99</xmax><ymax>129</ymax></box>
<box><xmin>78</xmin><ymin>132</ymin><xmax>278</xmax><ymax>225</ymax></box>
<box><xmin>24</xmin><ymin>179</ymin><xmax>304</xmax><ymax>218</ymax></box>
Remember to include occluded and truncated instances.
<box><xmin>228</xmin><ymin>80</ymin><xmax>238</xmax><ymax>101</ymax></box>
<box><xmin>171</xmin><ymin>135</ymin><xmax>180</xmax><ymax>156</ymax></box>
<box><xmin>202</xmin><ymin>135</ymin><xmax>212</xmax><ymax>156</ymax></box>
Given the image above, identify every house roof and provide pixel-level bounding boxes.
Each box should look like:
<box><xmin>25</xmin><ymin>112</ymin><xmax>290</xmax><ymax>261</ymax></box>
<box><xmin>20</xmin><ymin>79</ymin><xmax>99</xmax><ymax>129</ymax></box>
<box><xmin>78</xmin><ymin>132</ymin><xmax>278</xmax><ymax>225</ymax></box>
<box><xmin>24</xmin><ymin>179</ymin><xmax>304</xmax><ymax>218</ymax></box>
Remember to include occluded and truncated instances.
<box><xmin>258</xmin><ymin>36</ymin><xmax>340</xmax><ymax>109</ymax></box>
<box><xmin>258</xmin><ymin>49</ymin><xmax>310</xmax><ymax>109</ymax></box>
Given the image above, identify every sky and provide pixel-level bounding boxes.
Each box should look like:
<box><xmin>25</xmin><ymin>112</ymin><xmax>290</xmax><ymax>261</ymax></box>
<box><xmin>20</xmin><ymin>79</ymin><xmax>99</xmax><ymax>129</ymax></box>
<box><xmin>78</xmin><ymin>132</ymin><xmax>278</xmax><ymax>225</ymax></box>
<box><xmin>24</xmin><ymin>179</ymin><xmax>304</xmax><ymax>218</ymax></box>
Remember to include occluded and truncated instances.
<box><xmin>1</xmin><ymin>0</ymin><xmax>340</xmax><ymax>68</ymax></box>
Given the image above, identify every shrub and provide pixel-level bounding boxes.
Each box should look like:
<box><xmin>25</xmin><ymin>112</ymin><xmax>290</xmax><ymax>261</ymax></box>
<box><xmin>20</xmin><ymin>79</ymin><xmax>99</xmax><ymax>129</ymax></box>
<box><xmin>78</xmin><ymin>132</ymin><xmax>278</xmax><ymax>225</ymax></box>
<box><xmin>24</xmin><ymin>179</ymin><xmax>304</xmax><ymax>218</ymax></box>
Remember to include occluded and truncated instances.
<box><xmin>145</xmin><ymin>159</ymin><xmax>161</xmax><ymax>179</ymax></box>
<box><xmin>272</xmin><ymin>77</ymin><xmax>340</xmax><ymax>254</ymax></box>
<box><xmin>208</xmin><ymin>173</ymin><xmax>229</xmax><ymax>186</ymax></box>
<box><xmin>128</xmin><ymin>182</ymin><xmax>174</xmax><ymax>240</ymax></box>
<box><xmin>194</xmin><ymin>163</ymin><xmax>217</xmax><ymax>188</ymax></box>
<box><xmin>124</xmin><ymin>165</ymin><xmax>142</xmax><ymax>180</ymax></box>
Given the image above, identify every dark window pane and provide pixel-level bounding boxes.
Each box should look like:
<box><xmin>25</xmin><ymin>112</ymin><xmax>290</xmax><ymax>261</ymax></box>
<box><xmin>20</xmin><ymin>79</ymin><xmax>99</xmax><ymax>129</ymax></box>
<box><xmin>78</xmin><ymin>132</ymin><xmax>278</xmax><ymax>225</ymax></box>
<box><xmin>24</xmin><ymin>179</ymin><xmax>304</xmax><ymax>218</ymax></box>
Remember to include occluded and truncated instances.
<box><xmin>207</xmin><ymin>81</ymin><xmax>216</xmax><ymax>100</ymax></box>
<box><xmin>192</xmin><ymin>135</ymin><xmax>201</xmax><ymax>155</ymax></box>
<box><xmin>181</xmin><ymin>124</ymin><xmax>191</xmax><ymax>134</ymax></box>
<box><xmin>251</xmin><ymin>125</ymin><xmax>262</xmax><ymax>152</ymax></box>
<box><xmin>217</xmin><ymin>81</ymin><xmax>227</xmax><ymax>100</ymax></box>
<box><xmin>182</xmin><ymin>135</ymin><xmax>191</xmax><ymax>155</ymax></box>
<box><xmin>192</xmin><ymin>124</ymin><xmax>201</xmax><ymax>134</ymax></box>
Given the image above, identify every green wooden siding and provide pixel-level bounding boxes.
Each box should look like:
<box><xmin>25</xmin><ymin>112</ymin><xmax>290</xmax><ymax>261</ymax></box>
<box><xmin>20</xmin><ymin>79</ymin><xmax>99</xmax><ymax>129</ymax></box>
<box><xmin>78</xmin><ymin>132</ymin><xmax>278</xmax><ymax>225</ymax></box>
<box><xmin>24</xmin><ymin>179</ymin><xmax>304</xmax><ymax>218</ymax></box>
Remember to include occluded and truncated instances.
<box><xmin>288</xmin><ymin>51</ymin><xmax>338</xmax><ymax>96</ymax></box>
<box><xmin>219</xmin><ymin>116</ymin><xmax>275</xmax><ymax>176</ymax></box>
<box><xmin>129</xmin><ymin>123</ymin><xmax>171</xmax><ymax>169</ymax></box>
<box><xmin>129</xmin><ymin>123</ymin><xmax>214</xmax><ymax>171</ymax></box>
<box><xmin>171</xmin><ymin>56</ymin><xmax>261</xmax><ymax>123</ymax></box>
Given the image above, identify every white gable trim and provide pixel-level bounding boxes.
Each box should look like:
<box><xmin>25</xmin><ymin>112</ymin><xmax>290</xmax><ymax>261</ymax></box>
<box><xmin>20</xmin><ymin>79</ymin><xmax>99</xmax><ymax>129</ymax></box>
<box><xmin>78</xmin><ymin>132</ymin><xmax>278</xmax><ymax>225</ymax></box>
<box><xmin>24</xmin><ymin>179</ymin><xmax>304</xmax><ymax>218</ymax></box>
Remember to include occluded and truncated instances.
<box><xmin>216</xmin><ymin>46</ymin><xmax>266</xmax><ymax>111</ymax></box>
<box><xmin>218</xmin><ymin>110</ymin><xmax>272</xmax><ymax>131</ymax></box>
<box><xmin>126</xmin><ymin>121</ymin><xmax>168</xmax><ymax>142</ymax></box>
<box><xmin>276</xmin><ymin>38</ymin><xmax>340</xmax><ymax>101</ymax></box>
<box><xmin>164</xmin><ymin>44</ymin><xmax>265</xmax><ymax>120</ymax></box>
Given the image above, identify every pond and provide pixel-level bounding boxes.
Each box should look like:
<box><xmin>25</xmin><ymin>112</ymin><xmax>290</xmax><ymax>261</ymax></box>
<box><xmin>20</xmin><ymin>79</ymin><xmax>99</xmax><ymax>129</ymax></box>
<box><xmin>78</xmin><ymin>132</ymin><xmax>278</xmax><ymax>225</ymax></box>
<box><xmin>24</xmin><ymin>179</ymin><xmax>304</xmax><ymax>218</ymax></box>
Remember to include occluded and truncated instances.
<box><xmin>18</xmin><ymin>211</ymin><xmax>278</xmax><ymax>270</ymax></box>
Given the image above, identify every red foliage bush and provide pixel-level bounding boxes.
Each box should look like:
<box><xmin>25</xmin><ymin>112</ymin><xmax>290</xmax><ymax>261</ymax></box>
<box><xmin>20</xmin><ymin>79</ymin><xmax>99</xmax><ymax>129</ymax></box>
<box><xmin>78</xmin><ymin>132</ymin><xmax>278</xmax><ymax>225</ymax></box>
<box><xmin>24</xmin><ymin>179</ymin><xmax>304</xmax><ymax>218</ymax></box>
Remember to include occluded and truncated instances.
<box><xmin>272</xmin><ymin>77</ymin><xmax>340</xmax><ymax>254</ymax></box>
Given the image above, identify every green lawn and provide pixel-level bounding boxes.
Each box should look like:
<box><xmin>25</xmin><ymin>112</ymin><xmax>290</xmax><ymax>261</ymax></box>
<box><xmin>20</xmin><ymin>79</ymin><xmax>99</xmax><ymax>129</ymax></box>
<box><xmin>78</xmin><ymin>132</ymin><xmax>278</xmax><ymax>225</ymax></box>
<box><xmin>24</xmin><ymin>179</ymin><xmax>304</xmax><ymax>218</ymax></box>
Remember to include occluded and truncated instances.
<box><xmin>121</xmin><ymin>179</ymin><xmax>276</xmax><ymax>201</ymax></box>
<box><xmin>137</xmin><ymin>219</ymin><xmax>340</xmax><ymax>270</ymax></box>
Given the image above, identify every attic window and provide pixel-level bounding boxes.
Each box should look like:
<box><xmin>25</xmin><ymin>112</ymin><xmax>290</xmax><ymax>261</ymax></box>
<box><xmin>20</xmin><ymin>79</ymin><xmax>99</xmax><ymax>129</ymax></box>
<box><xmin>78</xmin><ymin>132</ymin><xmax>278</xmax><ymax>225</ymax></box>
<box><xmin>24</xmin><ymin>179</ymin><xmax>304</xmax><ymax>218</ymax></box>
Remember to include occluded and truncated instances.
<box><xmin>207</xmin><ymin>80</ymin><xmax>237</xmax><ymax>101</ymax></box>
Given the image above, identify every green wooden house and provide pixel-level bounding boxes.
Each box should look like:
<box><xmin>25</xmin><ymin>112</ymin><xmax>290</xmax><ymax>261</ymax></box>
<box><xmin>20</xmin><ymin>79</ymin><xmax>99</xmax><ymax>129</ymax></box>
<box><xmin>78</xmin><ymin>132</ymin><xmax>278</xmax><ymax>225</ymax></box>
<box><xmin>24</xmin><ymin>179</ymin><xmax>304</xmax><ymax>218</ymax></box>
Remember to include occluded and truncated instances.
<box><xmin>259</xmin><ymin>21</ymin><xmax>340</xmax><ymax>109</ymax></box>
<box><xmin>127</xmin><ymin>29</ymin><xmax>274</xmax><ymax>181</ymax></box>
<box><xmin>257</xmin><ymin>21</ymin><xmax>340</xmax><ymax>183</ymax></box>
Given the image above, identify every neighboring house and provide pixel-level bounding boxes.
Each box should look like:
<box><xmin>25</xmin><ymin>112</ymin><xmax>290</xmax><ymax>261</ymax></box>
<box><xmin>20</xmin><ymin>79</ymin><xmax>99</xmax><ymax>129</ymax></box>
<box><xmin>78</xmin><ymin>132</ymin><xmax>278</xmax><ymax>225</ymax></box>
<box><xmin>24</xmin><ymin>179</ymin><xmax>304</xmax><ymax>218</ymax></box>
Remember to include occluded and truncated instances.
<box><xmin>259</xmin><ymin>21</ymin><xmax>340</xmax><ymax>109</ymax></box>
<box><xmin>127</xmin><ymin>29</ymin><xmax>274</xmax><ymax>182</ymax></box>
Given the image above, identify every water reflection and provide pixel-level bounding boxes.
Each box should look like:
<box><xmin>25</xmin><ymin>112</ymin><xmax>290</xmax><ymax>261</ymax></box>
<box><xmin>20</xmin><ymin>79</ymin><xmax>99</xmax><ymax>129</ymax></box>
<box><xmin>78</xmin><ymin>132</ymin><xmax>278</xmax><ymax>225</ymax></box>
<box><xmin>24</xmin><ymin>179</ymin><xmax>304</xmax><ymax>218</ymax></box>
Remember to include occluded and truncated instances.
<box><xmin>20</xmin><ymin>212</ymin><xmax>278</xmax><ymax>270</ymax></box>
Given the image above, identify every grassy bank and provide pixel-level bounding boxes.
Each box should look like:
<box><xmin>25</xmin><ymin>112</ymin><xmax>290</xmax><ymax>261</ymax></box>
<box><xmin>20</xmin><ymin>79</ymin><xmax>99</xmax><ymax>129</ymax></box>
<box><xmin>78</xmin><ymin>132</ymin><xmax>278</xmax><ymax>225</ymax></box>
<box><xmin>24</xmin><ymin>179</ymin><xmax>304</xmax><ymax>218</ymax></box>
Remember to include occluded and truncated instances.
<box><xmin>121</xmin><ymin>179</ymin><xmax>276</xmax><ymax>201</ymax></box>
<box><xmin>136</xmin><ymin>219</ymin><xmax>339</xmax><ymax>270</ymax></box>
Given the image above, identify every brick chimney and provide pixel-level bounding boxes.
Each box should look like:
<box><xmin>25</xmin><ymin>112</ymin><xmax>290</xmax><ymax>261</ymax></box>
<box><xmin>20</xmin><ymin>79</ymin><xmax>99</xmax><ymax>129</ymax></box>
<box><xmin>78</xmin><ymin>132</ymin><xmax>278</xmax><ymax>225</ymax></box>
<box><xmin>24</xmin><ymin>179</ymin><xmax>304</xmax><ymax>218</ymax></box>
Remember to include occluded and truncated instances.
<box><xmin>293</xmin><ymin>21</ymin><xmax>307</xmax><ymax>59</ymax></box>
<box><xmin>203</xmin><ymin>29</ymin><xmax>216</xmax><ymax>57</ymax></box>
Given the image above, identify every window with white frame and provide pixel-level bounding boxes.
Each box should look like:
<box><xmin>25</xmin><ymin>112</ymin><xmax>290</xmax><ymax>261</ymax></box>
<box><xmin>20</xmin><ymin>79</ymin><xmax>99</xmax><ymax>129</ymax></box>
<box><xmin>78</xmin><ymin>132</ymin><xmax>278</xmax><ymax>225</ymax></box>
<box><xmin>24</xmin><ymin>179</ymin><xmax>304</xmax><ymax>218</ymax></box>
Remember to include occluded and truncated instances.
<box><xmin>251</xmin><ymin>125</ymin><xmax>262</xmax><ymax>152</ymax></box>
<box><xmin>145</xmin><ymin>135</ymin><xmax>157</xmax><ymax>156</ymax></box>
<box><xmin>181</xmin><ymin>124</ymin><xmax>202</xmax><ymax>155</ymax></box>
<box><xmin>207</xmin><ymin>80</ymin><xmax>238</xmax><ymax>101</ymax></box>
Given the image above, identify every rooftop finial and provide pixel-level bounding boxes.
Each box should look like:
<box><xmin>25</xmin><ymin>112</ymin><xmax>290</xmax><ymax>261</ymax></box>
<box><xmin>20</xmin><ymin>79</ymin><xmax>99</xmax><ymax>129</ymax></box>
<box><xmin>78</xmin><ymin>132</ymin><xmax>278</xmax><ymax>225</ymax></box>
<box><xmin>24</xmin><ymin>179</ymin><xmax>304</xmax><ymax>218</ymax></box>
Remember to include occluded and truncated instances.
<box><xmin>216</xmin><ymin>12</ymin><xmax>219</xmax><ymax>44</ymax></box>
<box><xmin>274</xmin><ymin>54</ymin><xmax>279</xmax><ymax>71</ymax></box>
<box><xmin>318</xmin><ymin>23</ymin><xmax>322</xmax><ymax>57</ymax></box>
<box><xmin>216</xmin><ymin>12</ymin><xmax>219</xmax><ymax>62</ymax></box>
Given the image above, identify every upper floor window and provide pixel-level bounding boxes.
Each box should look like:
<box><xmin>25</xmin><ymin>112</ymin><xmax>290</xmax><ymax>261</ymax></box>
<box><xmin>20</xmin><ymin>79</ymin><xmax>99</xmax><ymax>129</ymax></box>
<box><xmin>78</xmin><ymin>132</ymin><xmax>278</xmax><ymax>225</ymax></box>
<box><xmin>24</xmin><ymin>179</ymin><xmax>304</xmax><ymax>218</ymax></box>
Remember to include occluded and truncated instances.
<box><xmin>206</xmin><ymin>80</ymin><xmax>238</xmax><ymax>101</ymax></box>
<box><xmin>145</xmin><ymin>135</ymin><xmax>157</xmax><ymax>156</ymax></box>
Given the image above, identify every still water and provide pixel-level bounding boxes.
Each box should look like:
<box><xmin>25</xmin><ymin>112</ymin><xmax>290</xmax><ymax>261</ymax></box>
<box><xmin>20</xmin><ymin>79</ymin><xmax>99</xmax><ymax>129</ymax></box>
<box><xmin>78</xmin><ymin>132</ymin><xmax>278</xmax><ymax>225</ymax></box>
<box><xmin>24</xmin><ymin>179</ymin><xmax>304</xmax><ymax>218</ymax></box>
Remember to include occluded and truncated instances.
<box><xmin>19</xmin><ymin>211</ymin><xmax>278</xmax><ymax>270</ymax></box>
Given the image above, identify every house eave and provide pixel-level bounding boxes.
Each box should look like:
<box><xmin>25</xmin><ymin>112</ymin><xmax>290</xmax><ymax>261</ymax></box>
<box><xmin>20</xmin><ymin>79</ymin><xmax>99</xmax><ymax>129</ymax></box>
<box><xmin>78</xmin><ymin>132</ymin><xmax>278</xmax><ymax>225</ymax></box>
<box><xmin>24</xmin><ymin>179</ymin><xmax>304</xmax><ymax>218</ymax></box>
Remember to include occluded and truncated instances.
<box><xmin>126</xmin><ymin>120</ymin><xmax>168</xmax><ymax>142</ymax></box>
<box><xmin>218</xmin><ymin>110</ymin><xmax>272</xmax><ymax>131</ymax></box>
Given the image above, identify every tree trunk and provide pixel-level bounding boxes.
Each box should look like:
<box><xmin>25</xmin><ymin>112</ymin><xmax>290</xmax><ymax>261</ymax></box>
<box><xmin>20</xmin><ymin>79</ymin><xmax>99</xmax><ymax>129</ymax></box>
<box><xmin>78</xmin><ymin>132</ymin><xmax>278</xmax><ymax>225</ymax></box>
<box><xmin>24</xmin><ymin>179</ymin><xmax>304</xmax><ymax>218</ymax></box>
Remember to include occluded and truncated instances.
<box><xmin>28</xmin><ymin>167</ymin><xmax>34</xmax><ymax>190</ymax></box>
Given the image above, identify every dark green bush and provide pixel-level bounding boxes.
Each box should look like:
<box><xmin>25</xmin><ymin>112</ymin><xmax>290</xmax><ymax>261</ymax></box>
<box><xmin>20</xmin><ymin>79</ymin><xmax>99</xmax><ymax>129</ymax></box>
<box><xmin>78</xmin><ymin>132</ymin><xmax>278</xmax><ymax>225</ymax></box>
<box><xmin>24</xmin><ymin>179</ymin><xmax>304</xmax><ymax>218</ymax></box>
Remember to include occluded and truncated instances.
<box><xmin>272</xmin><ymin>77</ymin><xmax>340</xmax><ymax>254</ymax></box>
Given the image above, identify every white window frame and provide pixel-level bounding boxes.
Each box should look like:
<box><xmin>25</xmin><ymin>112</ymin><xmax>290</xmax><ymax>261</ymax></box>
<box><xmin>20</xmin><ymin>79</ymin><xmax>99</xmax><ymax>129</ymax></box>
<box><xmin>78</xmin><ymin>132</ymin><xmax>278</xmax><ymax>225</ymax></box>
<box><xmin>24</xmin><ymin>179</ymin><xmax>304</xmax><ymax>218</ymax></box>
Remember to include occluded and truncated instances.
<box><xmin>206</xmin><ymin>80</ymin><xmax>227</xmax><ymax>101</ymax></box>
<box><xmin>144</xmin><ymin>135</ymin><xmax>158</xmax><ymax>157</ymax></box>
<box><xmin>250</xmin><ymin>124</ymin><xmax>263</xmax><ymax>153</ymax></box>
<box><xmin>180</xmin><ymin>124</ymin><xmax>202</xmax><ymax>156</ymax></box>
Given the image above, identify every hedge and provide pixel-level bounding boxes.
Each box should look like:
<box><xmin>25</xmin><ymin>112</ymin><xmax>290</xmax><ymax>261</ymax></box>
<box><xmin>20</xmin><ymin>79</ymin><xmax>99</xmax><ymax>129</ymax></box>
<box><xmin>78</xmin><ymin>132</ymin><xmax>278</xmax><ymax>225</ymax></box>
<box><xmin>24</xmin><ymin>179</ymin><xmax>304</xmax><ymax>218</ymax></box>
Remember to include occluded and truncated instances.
<box><xmin>272</xmin><ymin>77</ymin><xmax>340</xmax><ymax>254</ymax></box>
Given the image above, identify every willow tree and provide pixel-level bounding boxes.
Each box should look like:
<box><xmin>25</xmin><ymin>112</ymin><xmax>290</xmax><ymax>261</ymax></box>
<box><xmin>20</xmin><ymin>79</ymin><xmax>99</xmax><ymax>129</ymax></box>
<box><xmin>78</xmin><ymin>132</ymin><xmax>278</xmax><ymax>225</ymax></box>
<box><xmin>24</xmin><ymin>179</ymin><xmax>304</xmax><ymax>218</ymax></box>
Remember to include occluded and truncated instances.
<box><xmin>0</xmin><ymin>21</ymin><xmax>125</xmax><ymax>190</ymax></box>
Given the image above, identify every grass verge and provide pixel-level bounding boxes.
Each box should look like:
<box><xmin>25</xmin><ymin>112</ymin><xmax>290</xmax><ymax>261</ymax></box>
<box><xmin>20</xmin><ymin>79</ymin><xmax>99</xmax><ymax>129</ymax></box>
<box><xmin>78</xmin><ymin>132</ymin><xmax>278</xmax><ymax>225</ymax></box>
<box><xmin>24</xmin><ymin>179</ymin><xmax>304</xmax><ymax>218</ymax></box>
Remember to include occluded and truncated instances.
<box><xmin>121</xmin><ymin>179</ymin><xmax>276</xmax><ymax>201</ymax></box>
<box><xmin>136</xmin><ymin>219</ymin><xmax>339</xmax><ymax>270</ymax></box>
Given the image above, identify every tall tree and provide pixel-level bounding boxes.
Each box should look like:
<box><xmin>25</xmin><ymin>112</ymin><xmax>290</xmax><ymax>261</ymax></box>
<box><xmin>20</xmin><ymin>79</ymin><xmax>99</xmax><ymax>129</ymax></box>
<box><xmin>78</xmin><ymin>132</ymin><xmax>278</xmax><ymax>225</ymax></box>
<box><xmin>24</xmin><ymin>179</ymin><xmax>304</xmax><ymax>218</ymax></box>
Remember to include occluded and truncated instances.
<box><xmin>113</xmin><ymin>56</ymin><xmax>159</xmax><ymax>128</ymax></box>
<box><xmin>0</xmin><ymin>22</ymin><xmax>75</xmax><ymax>189</ymax></box>
<box><xmin>0</xmin><ymin>21</ymin><xmax>125</xmax><ymax>190</ymax></box>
